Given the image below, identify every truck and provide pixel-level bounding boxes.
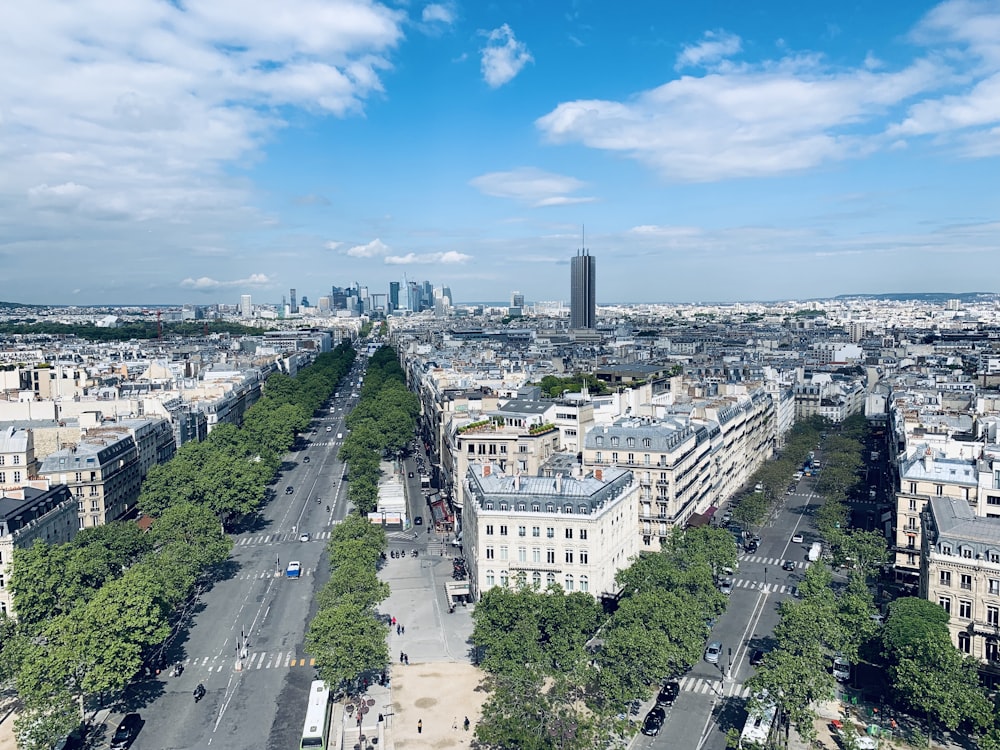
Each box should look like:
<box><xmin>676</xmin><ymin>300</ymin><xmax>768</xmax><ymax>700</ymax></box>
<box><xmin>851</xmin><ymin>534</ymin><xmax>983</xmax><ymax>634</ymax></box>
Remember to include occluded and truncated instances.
<box><xmin>808</xmin><ymin>542</ymin><xmax>822</xmax><ymax>562</ymax></box>
<box><xmin>286</xmin><ymin>561</ymin><xmax>302</xmax><ymax>579</ymax></box>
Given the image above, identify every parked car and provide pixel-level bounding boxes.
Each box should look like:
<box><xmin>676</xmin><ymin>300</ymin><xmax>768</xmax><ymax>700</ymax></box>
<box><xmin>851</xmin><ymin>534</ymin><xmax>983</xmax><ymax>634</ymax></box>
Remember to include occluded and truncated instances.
<box><xmin>718</xmin><ymin>578</ymin><xmax>733</xmax><ymax>595</ymax></box>
<box><xmin>641</xmin><ymin>706</ymin><xmax>666</xmax><ymax>736</ymax></box>
<box><xmin>110</xmin><ymin>713</ymin><xmax>142</xmax><ymax>750</ymax></box>
<box><xmin>782</xmin><ymin>559</ymin><xmax>796</xmax><ymax>571</ymax></box>
<box><xmin>704</xmin><ymin>641</ymin><xmax>723</xmax><ymax>663</ymax></box>
<box><xmin>656</xmin><ymin>680</ymin><xmax>680</xmax><ymax>707</ymax></box>
<box><xmin>749</xmin><ymin>649</ymin><xmax>766</xmax><ymax>667</ymax></box>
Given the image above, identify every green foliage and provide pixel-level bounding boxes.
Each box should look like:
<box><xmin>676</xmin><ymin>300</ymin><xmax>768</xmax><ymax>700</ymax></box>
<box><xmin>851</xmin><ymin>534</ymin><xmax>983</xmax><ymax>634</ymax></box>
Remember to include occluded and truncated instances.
<box><xmin>12</xmin><ymin>696</ymin><xmax>79</xmax><ymax>750</ymax></box>
<box><xmin>0</xmin><ymin>320</ymin><xmax>258</xmax><ymax>341</ymax></box>
<box><xmin>536</xmin><ymin>374</ymin><xmax>610</xmax><ymax>398</ymax></box>
<box><xmin>306</xmin><ymin>601</ymin><xmax>388</xmax><ymax>692</ymax></box>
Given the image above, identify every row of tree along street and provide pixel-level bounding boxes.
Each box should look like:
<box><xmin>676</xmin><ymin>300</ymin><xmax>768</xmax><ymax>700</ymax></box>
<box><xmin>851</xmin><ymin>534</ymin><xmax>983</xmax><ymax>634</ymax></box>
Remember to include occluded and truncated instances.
<box><xmin>468</xmin><ymin>525</ymin><xmax>737</xmax><ymax>750</ymax></box>
<box><xmin>0</xmin><ymin>342</ymin><xmax>357</xmax><ymax>750</ymax></box>
<box><xmin>339</xmin><ymin>346</ymin><xmax>421</xmax><ymax>515</ymax></box>
<box><xmin>305</xmin><ymin>344</ymin><xmax>419</xmax><ymax>693</ymax></box>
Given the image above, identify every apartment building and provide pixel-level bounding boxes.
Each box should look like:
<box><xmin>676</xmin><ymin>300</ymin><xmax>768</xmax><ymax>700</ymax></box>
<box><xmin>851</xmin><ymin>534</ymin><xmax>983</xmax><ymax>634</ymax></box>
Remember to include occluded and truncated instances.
<box><xmin>39</xmin><ymin>432</ymin><xmax>143</xmax><ymax>528</ymax></box>
<box><xmin>921</xmin><ymin>495</ymin><xmax>1000</xmax><ymax>671</ymax></box>
<box><xmin>0</xmin><ymin>480</ymin><xmax>78</xmax><ymax>617</ymax></box>
<box><xmin>462</xmin><ymin>463</ymin><xmax>639</xmax><ymax>601</ymax></box>
<box><xmin>894</xmin><ymin>447</ymin><xmax>979</xmax><ymax>585</ymax></box>
<box><xmin>0</xmin><ymin>426</ymin><xmax>39</xmax><ymax>491</ymax></box>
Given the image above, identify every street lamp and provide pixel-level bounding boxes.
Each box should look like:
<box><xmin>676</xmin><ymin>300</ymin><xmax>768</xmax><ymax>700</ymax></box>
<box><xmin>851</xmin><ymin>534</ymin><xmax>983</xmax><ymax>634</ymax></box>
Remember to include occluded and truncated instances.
<box><xmin>763</xmin><ymin>567</ymin><xmax>767</xmax><ymax>591</ymax></box>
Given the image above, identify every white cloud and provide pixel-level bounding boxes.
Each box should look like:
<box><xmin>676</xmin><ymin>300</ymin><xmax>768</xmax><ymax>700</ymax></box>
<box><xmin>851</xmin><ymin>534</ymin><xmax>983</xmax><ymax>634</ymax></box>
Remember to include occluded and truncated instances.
<box><xmin>469</xmin><ymin>167</ymin><xmax>594</xmax><ymax>207</ymax></box>
<box><xmin>385</xmin><ymin>250</ymin><xmax>471</xmax><ymax>264</ymax></box>
<box><xmin>422</xmin><ymin>3</ymin><xmax>454</xmax><ymax>25</ymax></box>
<box><xmin>324</xmin><ymin>240</ymin><xmax>344</xmax><ymax>251</ymax></box>
<box><xmin>480</xmin><ymin>24</ymin><xmax>533</xmax><ymax>88</ymax></box>
<box><xmin>675</xmin><ymin>31</ymin><xmax>742</xmax><ymax>70</ymax></box>
<box><xmin>180</xmin><ymin>273</ymin><xmax>271</xmax><ymax>290</ymax></box>
<box><xmin>345</xmin><ymin>238</ymin><xmax>390</xmax><ymax>258</ymax></box>
<box><xmin>537</xmin><ymin>50</ymin><xmax>943</xmax><ymax>181</ymax></box>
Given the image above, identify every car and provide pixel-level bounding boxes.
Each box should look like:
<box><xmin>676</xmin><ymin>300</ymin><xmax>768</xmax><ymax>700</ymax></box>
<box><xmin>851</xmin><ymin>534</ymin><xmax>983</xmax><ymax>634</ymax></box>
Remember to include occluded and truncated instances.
<box><xmin>285</xmin><ymin>486</ymin><xmax>294</xmax><ymax>495</ymax></box>
<box><xmin>705</xmin><ymin>641</ymin><xmax>723</xmax><ymax>663</ymax></box>
<box><xmin>641</xmin><ymin>706</ymin><xmax>666</xmax><ymax>736</ymax></box>
<box><xmin>342</xmin><ymin>473</ymin><xmax>348</xmax><ymax>481</ymax></box>
<box><xmin>299</xmin><ymin>532</ymin><xmax>310</xmax><ymax>542</ymax></box>
<box><xmin>656</xmin><ymin>680</ymin><xmax>680</xmax><ymax>707</ymax></box>
<box><xmin>110</xmin><ymin>713</ymin><xmax>142</xmax><ymax>750</ymax></box>
<box><xmin>782</xmin><ymin>559</ymin><xmax>796</xmax><ymax>571</ymax></box>
<box><xmin>718</xmin><ymin>578</ymin><xmax>733</xmax><ymax>595</ymax></box>
<box><xmin>832</xmin><ymin>655</ymin><xmax>851</xmax><ymax>681</ymax></box>
<box><xmin>303</xmin><ymin>455</ymin><xmax>310</xmax><ymax>463</ymax></box>
<box><xmin>408</xmin><ymin>471</ymin><xmax>414</xmax><ymax>478</ymax></box>
<box><xmin>414</xmin><ymin>516</ymin><xmax>423</xmax><ymax>526</ymax></box>
<box><xmin>749</xmin><ymin>649</ymin><xmax>766</xmax><ymax>667</ymax></box>
<box><xmin>790</xmin><ymin>586</ymin><xmax>800</xmax><ymax>598</ymax></box>
<box><xmin>791</xmin><ymin>533</ymin><xmax>803</xmax><ymax>543</ymax></box>
<box><xmin>326</xmin><ymin>425</ymin><xmax>332</xmax><ymax>432</ymax></box>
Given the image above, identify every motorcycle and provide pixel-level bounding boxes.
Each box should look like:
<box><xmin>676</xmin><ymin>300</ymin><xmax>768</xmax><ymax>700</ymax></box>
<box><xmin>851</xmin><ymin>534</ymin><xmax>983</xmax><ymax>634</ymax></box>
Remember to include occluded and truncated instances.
<box><xmin>170</xmin><ymin>663</ymin><xmax>184</xmax><ymax>677</ymax></box>
<box><xmin>193</xmin><ymin>684</ymin><xmax>206</xmax><ymax>703</ymax></box>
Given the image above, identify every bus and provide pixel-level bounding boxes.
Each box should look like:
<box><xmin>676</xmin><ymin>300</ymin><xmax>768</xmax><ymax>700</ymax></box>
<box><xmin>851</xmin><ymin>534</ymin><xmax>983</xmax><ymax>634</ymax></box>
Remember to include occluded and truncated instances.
<box><xmin>301</xmin><ymin>680</ymin><xmax>332</xmax><ymax>749</ymax></box>
<box><xmin>739</xmin><ymin>692</ymin><xmax>776</xmax><ymax>749</ymax></box>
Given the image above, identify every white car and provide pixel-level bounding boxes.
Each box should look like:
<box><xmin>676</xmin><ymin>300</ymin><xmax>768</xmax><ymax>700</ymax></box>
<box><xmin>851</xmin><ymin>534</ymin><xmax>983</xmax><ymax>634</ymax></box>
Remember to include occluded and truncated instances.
<box><xmin>299</xmin><ymin>532</ymin><xmax>310</xmax><ymax>542</ymax></box>
<box><xmin>719</xmin><ymin>578</ymin><xmax>733</xmax><ymax>595</ymax></box>
<box><xmin>791</xmin><ymin>533</ymin><xmax>804</xmax><ymax>543</ymax></box>
<box><xmin>832</xmin><ymin>655</ymin><xmax>850</xmax><ymax>681</ymax></box>
<box><xmin>326</xmin><ymin>426</ymin><xmax>332</xmax><ymax>432</ymax></box>
<box><xmin>705</xmin><ymin>641</ymin><xmax>723</xmax><ymax>663</ymax></box>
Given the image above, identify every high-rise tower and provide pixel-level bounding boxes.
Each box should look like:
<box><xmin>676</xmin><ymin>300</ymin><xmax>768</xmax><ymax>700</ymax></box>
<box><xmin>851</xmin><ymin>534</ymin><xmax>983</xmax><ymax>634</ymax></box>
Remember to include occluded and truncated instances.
<box><xmin>570</xmin><ymin>247</ymin><xmax>596</xmax><ymax>329</ymax></box>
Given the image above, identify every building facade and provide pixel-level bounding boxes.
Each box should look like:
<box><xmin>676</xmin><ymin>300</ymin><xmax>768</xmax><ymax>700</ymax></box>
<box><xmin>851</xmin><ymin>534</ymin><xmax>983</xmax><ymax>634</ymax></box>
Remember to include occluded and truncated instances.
<box><xmin>570</xmin><ymin>250</ymin><xmax>596</xmax><ymax>329</ymax></box>
<box><xmin>462</xmin><ymin>463</ymin><xmax>639</xmax><ymax>601</ymax></box>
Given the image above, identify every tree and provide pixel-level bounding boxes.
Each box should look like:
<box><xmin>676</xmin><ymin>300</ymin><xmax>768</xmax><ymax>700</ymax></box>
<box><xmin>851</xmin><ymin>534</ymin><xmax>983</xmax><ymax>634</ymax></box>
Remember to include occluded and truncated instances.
<box><xmin>306</xmin><ymin>602</ymin><xmax>387</xmax><ymax>692</ymax></box>
<box><xmin>746</xmin><ymin>646</ymin><xmax>834</xmax><ymax>742</ymax></box>
<box><xmin>12</xmin><ymin>695</ymin><xmax>79</xmax><ymax>750</ymax></box>
<box><xmin>151</xmin><ymin>502</ymin><xmax>232</xmax><ymax>572</ymax></box>
<box><xmin>839</xmin><ymin>529</ymin><xmax>888</xmax><ymax>579</ymax></box>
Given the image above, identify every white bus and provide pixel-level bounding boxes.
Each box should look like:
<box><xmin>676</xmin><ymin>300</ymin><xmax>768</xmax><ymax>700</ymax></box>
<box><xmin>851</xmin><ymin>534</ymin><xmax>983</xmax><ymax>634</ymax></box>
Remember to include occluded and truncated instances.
<box><xmin>301</xmin><ymin>680</ymin><xmax>332</xmax><ymax>749</ymax></box>
<box><xmin>739</xmin><ymin>694</ymin><xmax>776</xmax><ymax>749</ymax></box>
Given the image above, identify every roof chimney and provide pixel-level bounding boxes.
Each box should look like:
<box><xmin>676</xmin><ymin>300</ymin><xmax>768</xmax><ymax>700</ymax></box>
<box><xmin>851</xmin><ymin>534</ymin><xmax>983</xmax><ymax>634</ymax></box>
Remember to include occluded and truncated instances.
<box><xmin>555</xmin><ymin>473</ymin><xmax>562</xmax><ymax>493</ymax></box>
<box><xmin>595</xmin><ymin>468</ymin><xmax>603</xmax><ymax>482</ymax></box>
<box><xmin>923</xmin><ymin>446</ymin><xmax>933</xmax><ymax>471</ymax></box>
<box><xmin>514</xmin><ymin>473</ymin><xmax>520</xmax><ymax>491</ymax></box>
<box><xmin>483</xmin><ymin>464</ymin><xmax>491</xmax><ymax>477</ymax></box>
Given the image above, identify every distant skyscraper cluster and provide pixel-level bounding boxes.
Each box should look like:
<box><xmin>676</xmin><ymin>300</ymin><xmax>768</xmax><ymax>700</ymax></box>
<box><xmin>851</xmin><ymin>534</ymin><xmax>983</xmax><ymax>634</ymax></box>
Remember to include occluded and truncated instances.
<box><xmin>240</xmin><ymin>278</ymin><xmax>447</xmax><ymax>318</ymax></box>
<box><xmin>570</xmin><ymin>248</ymin><xmax>596</xmax><ymax>329</ymax></box>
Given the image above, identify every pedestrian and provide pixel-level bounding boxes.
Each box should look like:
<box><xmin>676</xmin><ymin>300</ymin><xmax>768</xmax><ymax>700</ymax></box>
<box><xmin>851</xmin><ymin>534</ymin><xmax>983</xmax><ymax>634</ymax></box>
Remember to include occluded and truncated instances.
<box><xmin>400</xmin><ymin>651</ymin><xmax>404</xmax><ymax>663</ymax></box>
<box><xmin>396</xmin><ymin>624</ymin><xmax>401</xmax><ymax>635</ymax></box>
<box><xmin>464</xmin><ymin>716</ymin><xmax>470</xmax><ymax>731</ymax></box>
<box><xmin>391</xmin><ymin>616</ymin><xmax>396</xmax><ymax>626</ymax></box>
<box><xmin>404</xmin><ymin>653</ymin><xmax>409</xmax><ymax>665</ymax></box>
<box><xmin>401</xmin><ymin>625</ymin><xmax>405</xmax><ymax>635</ymax></box>
<box><xmin>417</xmin><ymin>719</ymin><xmax>422</xmax><ymax>734</ymax></box>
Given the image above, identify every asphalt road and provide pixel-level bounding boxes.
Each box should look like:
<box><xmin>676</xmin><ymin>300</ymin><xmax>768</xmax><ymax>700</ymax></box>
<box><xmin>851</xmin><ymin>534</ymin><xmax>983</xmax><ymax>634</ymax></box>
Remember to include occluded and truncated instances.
<box><xmin>103</xmin><ymin>363</ymin><xmax>367</xmax><ymax>750</ymax></box>
<box><xmin>639</xmin><ymin>465</ymin><xmax>827</xmax><ymax>750</ymax></box>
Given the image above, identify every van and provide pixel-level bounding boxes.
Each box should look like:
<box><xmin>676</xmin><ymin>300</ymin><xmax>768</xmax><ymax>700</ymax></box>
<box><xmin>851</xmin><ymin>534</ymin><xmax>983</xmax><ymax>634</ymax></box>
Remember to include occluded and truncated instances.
<box><xmin>336</xmin><ymin>432</ymin><xmax>343</xmax><ymax>440</ymax></box>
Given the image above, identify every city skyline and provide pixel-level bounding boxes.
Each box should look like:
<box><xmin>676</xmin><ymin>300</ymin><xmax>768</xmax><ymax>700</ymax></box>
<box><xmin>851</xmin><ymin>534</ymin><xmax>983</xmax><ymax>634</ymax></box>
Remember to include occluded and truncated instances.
<box><xmin>4</xmin><ymin>1</ymin><xmax>1000</xmax><ymax>306</ymax></box>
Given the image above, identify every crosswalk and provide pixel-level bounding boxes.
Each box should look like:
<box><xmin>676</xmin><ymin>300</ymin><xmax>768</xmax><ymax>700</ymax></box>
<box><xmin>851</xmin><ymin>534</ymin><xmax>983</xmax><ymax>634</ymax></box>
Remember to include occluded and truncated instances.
<box><xmin>180</xmin><ymin>651</ymin><xmax>318</xmax><ymax>673</ymax></box>
<box><xmin>727</xmin><ymin>577</ymin><xmax>794</xmax><ymax>595</ymax></box>
<box><xmin>677</xmin><ymin>674</ymin><xmax>752</xmax><ymax>698</ymax></box>
<box><xmin>232</xmin><ymin>567</ymin><xmax>317</xmax><ymax>580</ymax></box>
<box><xmin>237</xmin><ymin>531</ymin><xmax>332</xmax><ymax>546</ymax></box>
<box><xmin>738</xmin><ymin>554</ymin><xmax>806</xmax><ymax>568</ymax></box>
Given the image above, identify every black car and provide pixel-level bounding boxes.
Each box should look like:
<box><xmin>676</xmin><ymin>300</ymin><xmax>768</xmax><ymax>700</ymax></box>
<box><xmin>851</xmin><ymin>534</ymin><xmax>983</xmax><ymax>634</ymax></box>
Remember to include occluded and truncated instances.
<box><xmin>782</xmin><ymin>559</ymin><xmax>796</xmax><ymax>571</ymax></box>
<box><xmin>414</xmin><ymin>516</ymin><xmax>423</xmax><ymax>525</ymax></box>
<box><xmin>749</xmin><ymin>649</ymin><xmax>766</xmax><ymax>667</ymax></box>
<box><xmin>303</xmin><ymin>456</ymin><xmax>310</xmax><ymax>463</ymax></box>
<box><xmin>285</xmin><ymin>486</ymin><xmax>294</xmax><ymax>495</ymax></box>
<box><xmin>408</xmin><ymin>471</ymin><xmax>414</xmax><ymax>478</ymax></box>
<box><xmin>641</xmin><ymin>706</ymin><xmax>666</xmax><ymax>736</ymax></box>
<box><xmin>656</xmin><ymin>680</ymin><xmax>679</xmax><ymax>707</ymax></box>
<box><xmin>110</xmin><ymin>713</ymin><xmax>142</xmax><ymax>750</ymax></box>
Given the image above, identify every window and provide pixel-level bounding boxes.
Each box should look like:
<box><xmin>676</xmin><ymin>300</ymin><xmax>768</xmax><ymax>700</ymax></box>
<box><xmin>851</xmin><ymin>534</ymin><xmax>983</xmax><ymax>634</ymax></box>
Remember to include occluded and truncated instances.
<box><xmin>500</xmin><ymin>571</ymin><xmax>509</xmax><ymax>587</ymax></box>
<box><xmin>0</xmin><ymin>473</ymin><xmax>4</xmax><ymax>483</ymax></box>
<box><xmin>909</xmin><ymin>498</ymin><xmax>917</xmax><ymax>511</ymax></box>
<box><xmin>532</xmin><ymin>571</ymin><xmax>542</xmax><ymax>587</ymax></box>
<box><xmin>908</xmin><ymin>517</ymin><xmax>918</xmax><ymax>530</ymax></box>
<box><xmin>88</xmin><ymin>484</ymin><xmax>97</xmax><ymax>496</ymax></box>
<box><xmin>565</xmin><ymin>550</ymin><xmax>574</xmax><ymax>564</ymax></box>
<box><xmin>546</xmin><ymin>572</ymin><xmax>556</xmax><ymax>586</ymax></box>
<box><xmin>500</xmin><ymin>445</ymin><xmax>507</xmax><ymax>454</ymax></box>
<box><xmin>90</xmin><ymin>500</ymin><xmax>99</xmax><ymax>512</ymax></box>
<box><xmin>500</xmin><ymin>525</ymin><xmax>508</xmax><ymax>536</ymax></box>
<box><xmin>485</xmin><ymin>570</ymin><xmax>495</xmax><ymax>587</ymax></box>
<box><xmin>518</xmin><ymin>547</ymin><xmax>527</xmax><ymax>562</ymax></box>
<box><xmin>579</xmin><ymin>529</ymin><xmax>587</xmax><ymax>540</ymax></box>
<box><xmin>958</xmin><ymin>632</ymin><xmax>971</xmax><ymax>654</ymax></box>
<box><xmin>500</xmin><ymin>546</ymin><xmax>509</xmax><ymax>560</ymax></box>
<box><xmin>579</xmin><ymin>575</ymin><xmax>588</xmax><ymax>592</ymax></box>
<box><xmin>595</xmin><ymin>451</ymin><xmax>603</xmax><ymax>462</ymax></box>
<box><xmin>626</xmin><ymin>437</ymin><xmax>635</xmax><ymax>447</ymax></box>
<box><xmin>532</xmin><ymin>548</ymin><xmax>541</xmax><ymax>563</ymax></box>
<box><xmin>485</xmin><ymin>524</ymin><xmax>494</xmax><ymax>535</ymax></box>
<box><xmin>611</xmin><ymin>452</ymin><xmax>618</xmax><ymax>463</ymax></box>
<box><xmin>962</xmin><ymin>547</ymin><xmax>974</xmax><ymax>559</ymax></box>
<box><xmin>643</xmin><ymin>438</ymin><xmax>651</xmax><ymax>448</ymax></box>
<box><xmin>644</xmin><ymin>454</ymin><xmax>651</xmax><ymax>465</ymax></box>
<box><xmin>517</xmin><ymin>503</ymin><xmax>526</xmax><ymax>512</ymax></box>
<box><xmin>627</xmin><ymin>453</ymin><xmax>635</xmax><ymax>463</ymax></box>
<box><xmin>546</xmin><ymin>549</ymin><xmax>555</xmax><ymax>564</ymax></box>
<box><xmin>565</xmin><ymin>528</ymin><xmax>573</xmax><ymax>539</ymax></box>
<box><xmin>0</xmin><ymin>575</ymin><xmax>4</xmax><ymax>590</ymax></box>
<box><xmin>486</xmin><ymin>547</ymin><xmax>494</xmax><ymax>560</ymax></box>
<box><xmin>989</xmin><ymin>496</ymin><xmax>1000</xmax><ymax>506</ymax></box>
<box><xmin>989</xmin><ymin>606</ymin><xmax>1000</xmax><ymax>627</ymax></box>
<box><xmin>518</xmin><ymin>445</ymin><xmax>528</xmax><ymax>453</ymax></box>
<box><xmin>13</xmin><ymin>471</ymin><xmax>20</xmax><ymax>483</ymax></box>
<box><xmin>546</xmin><ymin>527</ymin><xmax>555</xmax><ymax>538</ymax></box>
<box><xmin>940</xmin><ymin>571</ymin><xmax>952</xmax><ymax>587</ymax></box>
<box><xmin>991</xmin><ymin>579</ymin><xmax>1000</xmax><ymax>596</ymax></box>
<box><xmin>0</xmin><ymin>456</ymin><xmax>3</xmax><ymax>465</ymax></box>
<box><xmin>518</xmin><ymin>526</ymin><xmax>526</xmax><ymax>537</ymax></box>
<box><xmin>595</xmin><ymin>436</ymin><xmax>603</xmax><ymax>447</ymax></box>
<box><xmin>938</xmin><ymin>597</ymin><xmax>951</xmax><ymax>614</ymax></box>
<box><xmin>610</xmin><ymin>437</ymin><xmax>619</xmax><ymax>447</ymax></box>
<box><xmin>532</xmin><ymin>526</ymin><xmax>540</xmax><ymax>537</ymax></box>
<box><xmin>961</xmin><ymin>574</ymin><xmax>973</xmax><ymax>590</ymax></box>
<box><xmin>565</xmin><ymin>575</ymin><xmax>574</xmax><ymax>591</ymax></box>
<box><xmin>75</xmin><ymin>472</ymin><xmax>82</xmax><ymax>482</ymax></box>
<box><xmin>960</xmin><ymin>600</ymin><xmax>972</xmax><ymax>619</ymax></box>
<box><xmin>579</xmin><ymin>550</ymin><xmax>588</xmax><ymax>564</ymax></box>
<box><xmin>935</xmin><ymin>485</ymin><xmax>944</xmax><ymax>496</ymax></box>
<box><xmin>909</xmin><ymin>482</ymin><xmax>917</xmax><ymax>494</ymax></box>
<box><xmin>991</xmin><ymin>552</ymin><xmax>1000</xmax><ymax>564</ymax></box>
<box><xmin>500</xmin><ymin>503</ymin><xmax>508</xmax><ymax>511</ymax></box>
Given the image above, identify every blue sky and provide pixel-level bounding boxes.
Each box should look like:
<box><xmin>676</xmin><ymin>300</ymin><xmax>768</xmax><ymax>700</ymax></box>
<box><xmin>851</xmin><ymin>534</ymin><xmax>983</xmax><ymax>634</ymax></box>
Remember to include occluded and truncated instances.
<box><xmin>3</xmin><ymin>0</ymin><xmax>1000</xmax><ymax>306</ymax></box>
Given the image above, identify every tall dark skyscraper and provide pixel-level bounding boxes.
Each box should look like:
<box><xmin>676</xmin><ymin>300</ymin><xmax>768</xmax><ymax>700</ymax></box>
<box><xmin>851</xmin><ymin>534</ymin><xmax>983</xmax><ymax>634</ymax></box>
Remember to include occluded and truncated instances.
<box><xmin>570</xmin><ymin>248</ymin><xmax>596</xmax><ymax>329</ymax></box>
<box><xmin>389</xmin><ymin>281</ymin><xmax>400</xmax><ymax>311</ymax></box>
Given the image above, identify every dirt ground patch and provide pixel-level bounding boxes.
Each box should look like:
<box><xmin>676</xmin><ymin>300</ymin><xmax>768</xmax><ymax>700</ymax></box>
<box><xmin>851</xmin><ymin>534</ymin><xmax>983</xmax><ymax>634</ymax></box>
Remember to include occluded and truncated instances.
<box><xmin>389</xmin><ymin>661</ymin><xmax>487</xmax><ymax>749</ymax></box>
